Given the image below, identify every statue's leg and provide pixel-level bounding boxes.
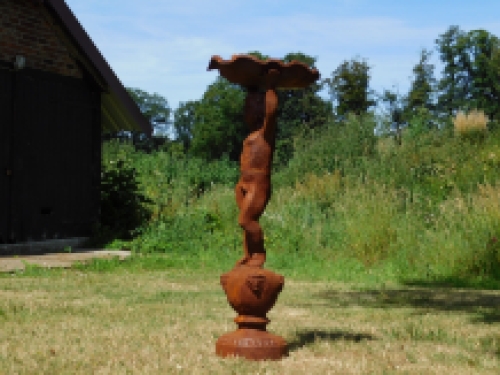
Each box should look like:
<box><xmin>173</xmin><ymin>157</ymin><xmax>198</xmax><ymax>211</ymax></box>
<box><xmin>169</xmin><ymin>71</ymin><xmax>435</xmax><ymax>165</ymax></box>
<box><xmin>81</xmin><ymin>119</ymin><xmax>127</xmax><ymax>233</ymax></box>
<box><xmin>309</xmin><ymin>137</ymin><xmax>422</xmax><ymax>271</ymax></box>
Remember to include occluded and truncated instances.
<box><xmin>235</xmin><ymin>182</ymin><xmax>245</xmax><ymax>211</ymax></box>
<box><xmin>237</xmin><ymin>183</ymin><xmax>268</xmax><ymax>267</ymax></box>
<box><xmin>235</xmin><ymin>181</ymin><xmax>250</xmax><ymax>265</ymax></box>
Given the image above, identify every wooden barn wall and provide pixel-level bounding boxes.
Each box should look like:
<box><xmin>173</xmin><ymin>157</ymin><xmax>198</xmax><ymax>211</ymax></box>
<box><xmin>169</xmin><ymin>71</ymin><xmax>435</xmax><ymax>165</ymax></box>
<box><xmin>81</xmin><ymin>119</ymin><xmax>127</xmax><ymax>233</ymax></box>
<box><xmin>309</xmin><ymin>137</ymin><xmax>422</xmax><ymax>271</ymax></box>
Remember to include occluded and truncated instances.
<box><xmin>0</xmin><ymin>70</ymin><xmax>13</xmax><ymax>243</ymax></box>
<box><xmin>2</xmin><ymin>68</ymin><xmax>100</xmax><ymax>243</ymax></box>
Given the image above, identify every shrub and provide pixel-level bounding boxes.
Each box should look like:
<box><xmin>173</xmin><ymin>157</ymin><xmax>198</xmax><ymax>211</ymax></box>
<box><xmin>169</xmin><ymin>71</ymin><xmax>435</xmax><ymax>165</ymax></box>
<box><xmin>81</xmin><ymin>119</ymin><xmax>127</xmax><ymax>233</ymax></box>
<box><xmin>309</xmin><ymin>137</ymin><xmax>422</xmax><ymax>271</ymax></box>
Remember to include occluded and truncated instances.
<box><xmin>403</xmin><ymin>107</ymin><xmax>435</xmax><ymax>141</ymax></box>
<box><xmin>134</xmin><ymin>151</ymin><xmax>238</xmax><ymax>221</ymax></box>
<box><xmin>98</xmin><ymin>142</ymin><xmax>151</xmax><ymax>241</ymax></box>
<box><xmin>464</xmin><ymin>236</ymin><xmax>500</xmax><ymax>279</ymax></box>
<box><xmin>275</xmin><ymin>114</ymin><xmax>376</xmax><ymax>187</ymax></box>
<box><xmin>436</xmin><ymin>183</ymin><xmax>500</xmax><ymax>280</ymax></box>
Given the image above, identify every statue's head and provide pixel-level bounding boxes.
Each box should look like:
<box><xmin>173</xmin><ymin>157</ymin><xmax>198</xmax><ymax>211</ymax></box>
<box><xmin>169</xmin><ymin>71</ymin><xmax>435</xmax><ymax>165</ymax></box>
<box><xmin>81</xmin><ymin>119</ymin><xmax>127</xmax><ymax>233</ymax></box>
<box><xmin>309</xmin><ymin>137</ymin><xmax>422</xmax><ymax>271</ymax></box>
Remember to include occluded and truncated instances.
<box><xmin>244</xmin><ymin>89</ymin><xmax>265</xmax><ymax>130</ymax></box>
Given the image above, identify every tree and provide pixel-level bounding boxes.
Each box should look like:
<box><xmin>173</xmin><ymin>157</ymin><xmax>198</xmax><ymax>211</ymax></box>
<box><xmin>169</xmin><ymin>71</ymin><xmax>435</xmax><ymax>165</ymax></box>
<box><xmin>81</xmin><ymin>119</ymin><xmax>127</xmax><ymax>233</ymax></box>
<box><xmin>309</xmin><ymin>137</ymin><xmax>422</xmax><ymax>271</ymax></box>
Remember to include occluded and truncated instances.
<box><xmin>179</xmin><ymin>52</ymin><xmax>268</xmax><ymax>161</ymax></box>
<box><xmin>463</xmin><ymin>29</ymin><xmax>500</xmax><ymax>121</ymax></box>
<box><xmin>189</xmin><ymin>77</ymin><xmax>246</xmax><ymax>161</ymax></box>
<box><xmin>275</xmin><ymin>52</ymin><xmax>333</xmax><ymax>164</ymax></box>
<box><xmin>188</xmin><ymin>51</ymin><xmax>332</xmax><ymax>164</ymax></box>
<box><xmin>103</xmin><ymin>88</ymin><xmax>171</xmax><ymax>151</ymax></box>
<box><xmin>436</xmin><ymin>26</ymin><xmax>500</xmax><ymax>125</ymax></box>
<box><xmin>247</xmin><ymin>50</ymin><xmax>271</xmax><ymax>61</ymax></box>
<box><xmin>405</xmin><ymin>49</ymin><xmax>436</xmax><ymax>118</ymax></box>
<box><xmin>379</xmin><ymin>88</ymin><xmax>405</xmax><ymax>143</ymax></box>
<box><xmin>435</xmin><ymin>26</ymin><xmax>468</xmax><ymax>116</ymax></box>
<box><xmin>126</xmin><ymin>88</ymin><xmax>172</xmax><ymax>136</ymax></box>
<box><xmin>328</xmin><ymin>57</ymin><xmax>375</xmax><ymax>118</ymax></box>
<box><xmin>279</xmin><ymin>53</ymin><xmax>333</xmax><ymax>131</ymax></box>
<box><xmin>173</xmin><ymin>100</ymin><xmax>199</xmax><ymax>150</ymax></box>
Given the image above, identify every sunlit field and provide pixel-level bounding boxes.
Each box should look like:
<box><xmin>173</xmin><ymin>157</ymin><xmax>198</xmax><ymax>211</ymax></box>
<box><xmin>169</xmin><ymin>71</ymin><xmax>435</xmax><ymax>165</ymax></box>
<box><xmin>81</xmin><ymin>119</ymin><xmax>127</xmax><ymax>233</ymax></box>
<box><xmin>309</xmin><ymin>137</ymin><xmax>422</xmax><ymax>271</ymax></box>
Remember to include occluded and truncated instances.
<box><xmin>0</xmin><ymin>264</ymin><xmax>499</xmax><ymax>374</ymax></box>
<box><xmin>2</xmin><ymin>113</ymin><xmax>500</xmax><ymax>374</ymax></box>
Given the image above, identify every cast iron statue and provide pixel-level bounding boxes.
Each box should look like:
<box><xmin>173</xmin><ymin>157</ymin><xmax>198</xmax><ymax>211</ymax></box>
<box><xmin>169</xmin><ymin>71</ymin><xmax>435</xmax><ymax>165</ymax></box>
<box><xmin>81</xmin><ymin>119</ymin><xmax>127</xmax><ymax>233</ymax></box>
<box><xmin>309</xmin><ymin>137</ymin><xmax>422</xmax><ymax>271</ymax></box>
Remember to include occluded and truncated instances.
<box><xmin>235</xmin><ymin>71</ymin><xmax>279</xmax><ymax>268</ymax></box>
<box><xmin>207</xmin><ymin>54</ymin><xmax>319</xmax><ymax>360</ymax></box>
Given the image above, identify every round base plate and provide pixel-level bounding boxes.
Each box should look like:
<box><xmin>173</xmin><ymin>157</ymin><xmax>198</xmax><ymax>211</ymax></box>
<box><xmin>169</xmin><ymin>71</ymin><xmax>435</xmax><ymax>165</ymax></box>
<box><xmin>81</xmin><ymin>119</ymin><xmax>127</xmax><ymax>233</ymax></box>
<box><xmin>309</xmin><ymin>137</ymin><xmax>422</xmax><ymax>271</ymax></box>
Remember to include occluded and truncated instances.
<box><xmin>216</xmin><ymin>328</ymin><xmax>287</xmax><ymax>361</ymax></box>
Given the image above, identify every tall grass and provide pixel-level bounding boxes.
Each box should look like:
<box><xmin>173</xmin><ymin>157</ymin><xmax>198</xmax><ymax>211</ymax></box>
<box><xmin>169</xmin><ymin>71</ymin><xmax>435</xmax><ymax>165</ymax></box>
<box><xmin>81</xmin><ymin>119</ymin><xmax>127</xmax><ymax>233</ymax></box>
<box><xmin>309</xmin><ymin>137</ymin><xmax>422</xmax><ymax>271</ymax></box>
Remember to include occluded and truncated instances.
<box><xmin>453</xmin><ymin>109</ymin><xmax>489</xmax><ymax>142</ymax></box>
<box><xmin>98</xmin><ymin>113</ymin><xmax>500</xmax><ymax>286</ymax></box>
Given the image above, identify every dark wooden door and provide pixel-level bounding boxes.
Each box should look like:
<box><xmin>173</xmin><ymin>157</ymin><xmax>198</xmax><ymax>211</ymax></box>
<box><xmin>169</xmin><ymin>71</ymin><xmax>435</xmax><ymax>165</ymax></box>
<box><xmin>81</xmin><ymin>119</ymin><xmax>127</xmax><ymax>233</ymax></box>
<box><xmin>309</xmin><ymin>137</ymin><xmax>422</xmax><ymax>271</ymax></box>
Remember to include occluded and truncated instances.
<box><xmin>0</xmin><ymin>69</ymin><xmax>13</xmax><ymax>243</ymax></box>
<box><xmin>8</xmin><ymin>69</ymin><xmax>100</xmax><ymax>242</ymax></box>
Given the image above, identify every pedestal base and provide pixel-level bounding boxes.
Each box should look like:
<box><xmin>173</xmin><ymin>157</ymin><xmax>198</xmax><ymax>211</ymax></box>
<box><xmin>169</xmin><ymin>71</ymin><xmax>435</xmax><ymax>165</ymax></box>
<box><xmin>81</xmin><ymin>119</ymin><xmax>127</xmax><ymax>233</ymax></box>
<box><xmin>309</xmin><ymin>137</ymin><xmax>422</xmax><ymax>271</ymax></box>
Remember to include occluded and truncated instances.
<box><xmin>216</xmin><ymin>328</ymin><xmax>287</xmax><ymax>360</ymax></box>
<box><xmin>216</xmin><ymin>265</ymin><xmax>287</xmax><ymax>361</ymax></box>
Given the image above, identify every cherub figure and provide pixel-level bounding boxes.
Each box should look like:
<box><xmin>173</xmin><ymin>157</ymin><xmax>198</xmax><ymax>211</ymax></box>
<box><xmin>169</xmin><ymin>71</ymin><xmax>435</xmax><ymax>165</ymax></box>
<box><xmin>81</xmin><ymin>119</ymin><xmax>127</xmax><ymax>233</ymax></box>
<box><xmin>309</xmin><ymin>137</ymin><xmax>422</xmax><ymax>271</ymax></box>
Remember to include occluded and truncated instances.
<box><xmin>235</xmin><ymin>70</ymin><xmax>279</xmax><ymax>268</ymax></box>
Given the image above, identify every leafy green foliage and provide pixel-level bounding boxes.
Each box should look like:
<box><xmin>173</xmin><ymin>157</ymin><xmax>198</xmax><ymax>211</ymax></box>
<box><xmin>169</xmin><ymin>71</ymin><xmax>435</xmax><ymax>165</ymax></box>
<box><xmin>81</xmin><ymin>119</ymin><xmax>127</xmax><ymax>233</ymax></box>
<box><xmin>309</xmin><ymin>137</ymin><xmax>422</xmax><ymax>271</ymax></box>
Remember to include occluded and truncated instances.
<box><xmin>189</xmin><ymin>77</ymin><xmax>246</xmax><ymax>161</ymax></box>
<box><xmin>247</xmin><ymin>51</ymin><xmax>271</xmax><ymax>61</ymax></box>
<box><xmin>378</xmin><ymin>89</ymin><xmax>405</xmax><ymax>143</ymax></box>
<box><xmin>181</xmin><ymin>51</ymin><xmax>332</xmax><ymax>166</ymax></box>
<box><xmin>90</xmin><ymin>34</ymin><xmax>500</xmax><ymax>287</ymax></box>
<box><xmin>89</xmin><ymin>119</ymin><xmax>500</xmax><ymax>288</ymax></box>
<box><xmin>405</xmin><ymin>49</ymin><xmax>436</xmax><ymax>119</ymax></box>
<box><xmin>404</xmin><ymin>107</ymin><xmax>437</xmax><ymax>140</ymax></box>
<box><xmin>103</xmin><ymin>88</ymin><xmax>172</xmax><ymax>152</ymax></box>
<box><xmin>173</xmin><ymin>100</ymin><xmax>198</xmax><ymax>150</ymax></box>
<box><xmin>464</xmin><ymin>29</ymin><xmax>500</xmax><ymax>124</ymax></box>
<box><xmin>435</xmin><ymin>26</ymin><xmax>468</xmax><ymax>116</ymax></box>
<box><xmin>275</xmin><ymin>114</ymin><xmax>377</xmax><ymax>186</ymax></box>
<box><xmin>275</xmin><ymin>52</ymin><xmax>333</xmax><ymax>165</ymax></box>
<box><xmin>436</xmin><ymin>26</ymin><xmax>500</xmax><ymax>125</ymax></box>
<box><xmin>126</xmin><ymin>88</ymin><xmax>172</xmax><ymax>136</ymax></box>
<box><xmin>97</xmin><ymin>141</ymin><xmax>151</xmax><ymax>242</ymax></box>
<box><xmin>134</xmin><ymin>150</ymin><xmax>238</xmax><ymax>219</ymax></box>
<box><xmin>328</xmin><ymin>57</ymin><xmax>375</xmax><ymax>117</ymax></box>
<box><xmin>461</xmin><ymin>236</ymin><xmax>500</xmax><ymax>279</ymax></box>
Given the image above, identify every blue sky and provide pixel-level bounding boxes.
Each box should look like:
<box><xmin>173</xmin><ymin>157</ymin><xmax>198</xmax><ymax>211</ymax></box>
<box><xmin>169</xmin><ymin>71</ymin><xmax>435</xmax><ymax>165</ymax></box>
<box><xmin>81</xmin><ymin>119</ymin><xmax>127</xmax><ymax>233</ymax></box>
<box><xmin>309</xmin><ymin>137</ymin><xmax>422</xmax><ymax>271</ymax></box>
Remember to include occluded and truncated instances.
<box><xmin>65</xmin><ymin>0</ymin><xmax>500</xmax><ymax>114</ymax></box>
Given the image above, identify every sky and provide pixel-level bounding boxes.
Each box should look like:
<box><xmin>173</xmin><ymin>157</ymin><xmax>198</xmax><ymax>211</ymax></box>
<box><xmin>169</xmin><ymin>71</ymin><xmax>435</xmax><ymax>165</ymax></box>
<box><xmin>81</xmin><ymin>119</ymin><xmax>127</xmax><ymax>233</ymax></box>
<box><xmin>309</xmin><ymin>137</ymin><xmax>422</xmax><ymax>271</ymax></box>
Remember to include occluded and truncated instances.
<box><xmin>64</xmin><ymin>0</ymin><xmax>500</xmax><ymax>116</ymax></box>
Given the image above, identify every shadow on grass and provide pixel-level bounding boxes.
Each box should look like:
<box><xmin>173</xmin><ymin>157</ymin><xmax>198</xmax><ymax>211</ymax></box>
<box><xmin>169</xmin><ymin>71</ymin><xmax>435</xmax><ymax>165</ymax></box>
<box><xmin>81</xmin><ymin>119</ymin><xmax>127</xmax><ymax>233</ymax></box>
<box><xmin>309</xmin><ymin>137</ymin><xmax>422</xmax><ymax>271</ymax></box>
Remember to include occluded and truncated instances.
<box><xmin>403</xmin><ymin>275</ymin><xmax>500</xmax><ymax>291</ymax></box>
<box><xmin>288</xmin><ymin>329</ymin><xmax>375</xmax><ymax>352</ymax></box>
<box><xmin>316</xmin><ymin>286</ymin><xmax>500</xmax><ymax>324</ymax></box>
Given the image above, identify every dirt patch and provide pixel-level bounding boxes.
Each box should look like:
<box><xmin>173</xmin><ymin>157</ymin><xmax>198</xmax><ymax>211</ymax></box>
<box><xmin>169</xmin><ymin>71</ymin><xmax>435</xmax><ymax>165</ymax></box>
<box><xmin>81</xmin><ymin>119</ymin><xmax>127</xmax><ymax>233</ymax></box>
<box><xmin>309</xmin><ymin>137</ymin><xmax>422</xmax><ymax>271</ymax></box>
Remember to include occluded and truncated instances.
<box><xmin>0</xmin><ymin>250</ymin><xmax>131</xmax><ymax>272</ymax></box>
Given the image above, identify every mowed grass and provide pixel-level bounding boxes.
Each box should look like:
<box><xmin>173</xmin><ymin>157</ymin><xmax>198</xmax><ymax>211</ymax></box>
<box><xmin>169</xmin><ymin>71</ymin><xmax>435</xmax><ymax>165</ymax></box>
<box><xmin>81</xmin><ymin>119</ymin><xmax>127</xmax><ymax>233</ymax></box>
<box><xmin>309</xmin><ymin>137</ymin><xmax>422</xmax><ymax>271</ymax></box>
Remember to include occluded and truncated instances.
<box><xmin>0</xmin><ymin>263</ymin><xmax>499</xmax><ymax>374</ymax></box>
<box><xmin>4</xmin><ymin>118</ymin><xmax>498</xmax><ymax>373</ymax></box>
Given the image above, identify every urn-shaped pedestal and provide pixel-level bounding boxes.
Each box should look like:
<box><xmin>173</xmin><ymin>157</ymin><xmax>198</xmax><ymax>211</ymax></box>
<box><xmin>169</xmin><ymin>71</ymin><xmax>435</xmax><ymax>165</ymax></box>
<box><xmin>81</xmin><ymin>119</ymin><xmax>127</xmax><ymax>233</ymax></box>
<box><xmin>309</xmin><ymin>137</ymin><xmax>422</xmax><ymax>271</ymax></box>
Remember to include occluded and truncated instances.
<box><xmin>216</xmin><ymin>265</ymin><xmax>287</xmax><ymax>360</ymax></box>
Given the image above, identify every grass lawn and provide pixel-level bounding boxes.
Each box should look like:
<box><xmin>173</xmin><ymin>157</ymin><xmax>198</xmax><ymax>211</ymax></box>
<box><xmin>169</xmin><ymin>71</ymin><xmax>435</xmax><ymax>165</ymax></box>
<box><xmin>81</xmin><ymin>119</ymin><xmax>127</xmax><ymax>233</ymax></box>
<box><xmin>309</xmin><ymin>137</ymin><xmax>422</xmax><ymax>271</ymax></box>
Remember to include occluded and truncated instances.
<box><xmin>0</xmin><ymin>256</ymin><xmax>499</xmax><ymax>374</ymax></box>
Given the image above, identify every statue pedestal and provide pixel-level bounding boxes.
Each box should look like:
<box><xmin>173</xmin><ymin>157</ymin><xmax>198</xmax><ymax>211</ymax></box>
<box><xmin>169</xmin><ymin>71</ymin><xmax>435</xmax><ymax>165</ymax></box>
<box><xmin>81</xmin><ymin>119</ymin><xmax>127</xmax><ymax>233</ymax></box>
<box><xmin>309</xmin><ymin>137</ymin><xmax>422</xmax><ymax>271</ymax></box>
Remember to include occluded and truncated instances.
<box><xmin>216</xmin><ymin>265</ymin><xmax>287</xmax><ymax>360</ymax></box>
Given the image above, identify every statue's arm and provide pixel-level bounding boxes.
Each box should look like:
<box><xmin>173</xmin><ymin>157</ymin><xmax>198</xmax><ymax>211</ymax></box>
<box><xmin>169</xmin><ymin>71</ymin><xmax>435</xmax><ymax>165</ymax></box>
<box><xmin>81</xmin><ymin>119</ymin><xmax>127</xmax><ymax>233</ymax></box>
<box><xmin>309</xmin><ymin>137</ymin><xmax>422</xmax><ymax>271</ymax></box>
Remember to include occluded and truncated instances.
<box><xmin>262</xmin><ymin>89</ymin><xmax>278</xmax><ymax>143</ymax></box>
<box><xmin>262</xmin><ymin>69</ymin><xmax>280</xmax><ymax>143</ymax></box>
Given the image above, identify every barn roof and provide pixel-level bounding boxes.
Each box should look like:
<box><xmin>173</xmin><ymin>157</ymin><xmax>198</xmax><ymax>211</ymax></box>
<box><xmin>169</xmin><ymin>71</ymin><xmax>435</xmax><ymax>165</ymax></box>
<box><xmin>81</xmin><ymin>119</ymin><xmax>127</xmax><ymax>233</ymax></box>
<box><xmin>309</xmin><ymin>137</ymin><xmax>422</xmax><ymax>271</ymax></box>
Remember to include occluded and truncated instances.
<box><xmin>42</xmin><ymin>0</ymin><xmax>152</xmax><ymax>136</ymax></box>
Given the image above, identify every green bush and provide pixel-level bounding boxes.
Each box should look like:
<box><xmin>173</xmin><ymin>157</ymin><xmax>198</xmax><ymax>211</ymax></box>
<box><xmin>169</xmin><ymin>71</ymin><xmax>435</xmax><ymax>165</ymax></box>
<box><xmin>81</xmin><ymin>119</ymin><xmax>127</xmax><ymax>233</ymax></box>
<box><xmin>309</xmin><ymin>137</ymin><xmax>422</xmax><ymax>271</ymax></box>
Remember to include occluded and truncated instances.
<box><xmin>132</xmin><ymin>151</ymin><xmax>238</xmax><ymax>221</ymax></box>
<box><xmin>97</xmin><ymin>141</ymin><xmax>151</xmax><ymax>241</ymax></box>
<box><xmin>462</xmin><ymin>236</ymin><xmax>500</xmax><ymax>278</ymax></box>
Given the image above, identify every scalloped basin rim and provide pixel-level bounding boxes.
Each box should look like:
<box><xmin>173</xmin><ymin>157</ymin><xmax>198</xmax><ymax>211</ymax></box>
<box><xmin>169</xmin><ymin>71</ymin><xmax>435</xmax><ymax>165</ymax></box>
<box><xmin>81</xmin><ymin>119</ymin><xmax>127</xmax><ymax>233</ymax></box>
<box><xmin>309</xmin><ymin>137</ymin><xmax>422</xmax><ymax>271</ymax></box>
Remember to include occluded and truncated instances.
<box><xmin>208</xmin><ymin>54</ymin><xmax>320</xmax><ymax>89</ymax></box>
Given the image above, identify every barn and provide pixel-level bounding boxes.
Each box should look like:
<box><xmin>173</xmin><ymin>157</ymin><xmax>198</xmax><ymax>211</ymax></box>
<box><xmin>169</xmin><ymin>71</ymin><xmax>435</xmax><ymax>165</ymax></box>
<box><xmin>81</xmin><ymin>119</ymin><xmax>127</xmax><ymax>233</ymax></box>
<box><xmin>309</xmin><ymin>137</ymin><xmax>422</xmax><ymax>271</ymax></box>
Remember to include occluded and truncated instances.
<box><xmin>0</xmin><ymin>0</ymin><xmax>151</xmax><ymax>248</ymax></box>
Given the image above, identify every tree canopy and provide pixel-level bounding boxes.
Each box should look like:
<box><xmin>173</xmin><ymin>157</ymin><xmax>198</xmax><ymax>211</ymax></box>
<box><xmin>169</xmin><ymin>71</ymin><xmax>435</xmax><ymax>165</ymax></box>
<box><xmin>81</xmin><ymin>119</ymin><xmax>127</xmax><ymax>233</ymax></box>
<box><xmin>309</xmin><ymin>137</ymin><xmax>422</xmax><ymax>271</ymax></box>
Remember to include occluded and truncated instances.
<box><xmin>275</xmin><ymin>52</ymin><xmax>333</xmax><ymax>164</ymax></box>
<box><xmin>124</xmin><ymin>25</ymin><xmax>500</xmax><ymax>156</ymax></box>
<box><xmin>188</xmin><ymin>77</ymin><xmax>246</xmax><ymax>161</ymax></box>
<box><xmin>328</xmin><ymin>57</ymin><xmax>375</xmax><ymax>118</ymax></box>
<box><xmin>405</xmin><ymin>48</ymin><xmax>436</xmax><ymax>118</ymax></box>
<box><xmin>173</xmin><ymin>100</ymin><xmax>198</xmax><ymax>151</ymax></box>
<box><xmin>126</xmin><ymin>88</ymin><xmax>172</xmax><ymax>136</ymax></box>
<box><xmin>182</xmin><ymin>51</ymin><xmax>332</xmax><ymax>164</ymax></box>
<box><xmin>435</xmin><ymin>26</ymin><xmax>500</xmax><ymax>125</ymax></box>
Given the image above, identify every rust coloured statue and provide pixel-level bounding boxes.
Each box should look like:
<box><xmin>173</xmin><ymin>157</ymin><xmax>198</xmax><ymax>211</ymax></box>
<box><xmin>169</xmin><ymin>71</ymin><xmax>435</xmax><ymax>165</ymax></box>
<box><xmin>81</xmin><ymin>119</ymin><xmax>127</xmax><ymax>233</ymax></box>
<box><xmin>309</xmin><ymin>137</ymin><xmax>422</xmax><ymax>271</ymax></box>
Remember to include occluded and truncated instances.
<box><xmin>235</xmin><ymin>73</ymin><xmax>279</xmax><ymax>268</ymax></box>
<box><xmin>207</xmin><ymin>55</ymin><xmax>319</xmax><ymax>361</ymax></box>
